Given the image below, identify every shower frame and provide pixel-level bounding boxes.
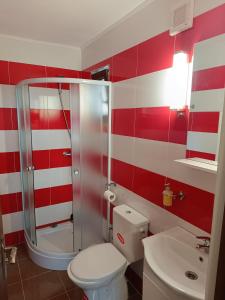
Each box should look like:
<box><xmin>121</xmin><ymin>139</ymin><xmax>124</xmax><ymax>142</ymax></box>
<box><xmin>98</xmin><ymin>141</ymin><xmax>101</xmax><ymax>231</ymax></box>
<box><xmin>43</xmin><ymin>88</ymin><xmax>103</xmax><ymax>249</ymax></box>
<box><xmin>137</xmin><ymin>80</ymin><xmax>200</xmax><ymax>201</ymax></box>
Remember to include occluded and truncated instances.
<box><xmin>16</xmin><ymin>78</ymin><xmax>112</xmax><ymax>270</ymax></box>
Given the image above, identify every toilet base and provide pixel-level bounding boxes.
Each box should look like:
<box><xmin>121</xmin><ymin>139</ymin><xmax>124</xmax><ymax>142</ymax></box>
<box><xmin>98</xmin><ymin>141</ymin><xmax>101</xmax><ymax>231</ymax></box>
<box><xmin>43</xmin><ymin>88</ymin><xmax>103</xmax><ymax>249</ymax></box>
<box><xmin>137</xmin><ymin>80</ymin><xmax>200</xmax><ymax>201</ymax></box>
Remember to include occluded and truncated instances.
<box><xmin>84</xmin><ymin>272</ymin><xmax>128</xmax><ymax>300</ymax></box>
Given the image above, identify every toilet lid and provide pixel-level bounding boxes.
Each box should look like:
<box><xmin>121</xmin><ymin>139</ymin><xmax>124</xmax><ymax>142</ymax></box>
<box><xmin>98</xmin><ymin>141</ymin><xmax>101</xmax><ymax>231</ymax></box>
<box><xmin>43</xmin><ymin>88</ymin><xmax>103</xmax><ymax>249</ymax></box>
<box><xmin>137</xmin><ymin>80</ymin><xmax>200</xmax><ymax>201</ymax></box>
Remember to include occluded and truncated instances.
<box><xmin>69</xmin><ymin>243</ymin><xmax>127</xmax><ymax>283</ymax></box>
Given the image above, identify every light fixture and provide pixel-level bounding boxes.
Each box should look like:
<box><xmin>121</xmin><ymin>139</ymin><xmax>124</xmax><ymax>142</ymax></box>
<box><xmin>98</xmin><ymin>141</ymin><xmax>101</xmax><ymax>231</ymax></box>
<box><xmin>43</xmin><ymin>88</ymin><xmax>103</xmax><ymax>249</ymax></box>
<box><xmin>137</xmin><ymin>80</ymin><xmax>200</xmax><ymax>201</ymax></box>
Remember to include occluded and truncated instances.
<box><xmin>170</xmin><ymin>51</ymin><xmax>193</xmax><ymax>114</ymax></box>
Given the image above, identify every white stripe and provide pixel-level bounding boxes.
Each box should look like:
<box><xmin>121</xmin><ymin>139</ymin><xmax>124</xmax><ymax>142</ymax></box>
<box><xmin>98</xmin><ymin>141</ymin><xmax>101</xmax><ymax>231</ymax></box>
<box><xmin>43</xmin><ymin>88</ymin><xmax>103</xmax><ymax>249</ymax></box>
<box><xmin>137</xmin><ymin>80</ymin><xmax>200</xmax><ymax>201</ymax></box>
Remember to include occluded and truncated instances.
<box><xmin>112</xmin><ymin>68</ymin><xmax>172</xmax><ymax>109</ymax></box>
<box><xmin>0</xmin><ymin>84</ymin><xmax>16</xmax><ymax>108</ymax></box>
<box><xmin>35</xmin><ymin>202</ymin><xmax>72</xmax><ymax>226</ymax></box>
<box><xmin>0</xmin><ymin>130</ymin><xmax>71</xmax><ymax>152</ymax></box>
<box><xmin>34</xmin><ymin>167</ymin><xmax>72</xmax><ymax>189</ymax></box>
<box><xmin>112</xmin><ymin>66</ymin><xmax>192</xmax><ymax>109</ymax></box>
<box><xmin>191</xmin><ymin>89</ymin><xmax>225</xmax><ymax>112</ymax></box>
<box><xmin>0</xmin><ymin>172</ymin><xmax>21</xmax><ymax>194</ymax></box>
<box><xmin>193</xmin><ymin>33</ymin><xmax>225</xmax><ymax>71</ymax></box>
<box><xmin>29</xmin><ymin>87</ymin><xmax>70</xmax><ymax>110</ymax></box>
<box><xmin>187</xmin><ymin>132</ymin><xmax>218</xmax><ymax>154</ymax></box>
<box><xmin>112</xmin><ymin>77</ymin><xmax>137</xmax><ymax>109</ymax></box>
<box><xmin>0</xmin><ymin>85</ymin><xmax>70</xmax><ymax>110</ymax></box>
<box><xmin>2</xmin><ymin>211</ymin><xmax>23</xmax><ymax>234</ymax></box>
<box><xmin>32</xmin><ymin>130</ymin><xmax>71</xmax><ymax>150</ymax></box>
<box><xmin>0</xmin><ymin>130</ymin><xmax>19</xmax><ymax>152</ymax></box>
<box><xmin>135</xmin><ymin>68</ymin><xmax>173</xmax><ymax>108</ymax></box>
<box><xmin>112</xmin><ymin>134</ymin><xmax>216</xmax><ymax>193</ymax></box>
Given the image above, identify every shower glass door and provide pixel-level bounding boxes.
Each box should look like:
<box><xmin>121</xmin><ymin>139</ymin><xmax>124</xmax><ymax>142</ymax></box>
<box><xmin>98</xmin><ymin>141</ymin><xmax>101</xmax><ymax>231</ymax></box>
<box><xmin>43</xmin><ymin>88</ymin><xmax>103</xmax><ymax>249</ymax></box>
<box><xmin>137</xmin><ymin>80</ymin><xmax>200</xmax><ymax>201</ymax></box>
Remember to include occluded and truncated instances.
<box><xmin>16</xmin><ymin>85</ymin><xmax>36</xmax><ymax>245</ymax></box>
<box><xmin>70</xmin><ymin>82</ymin><xmax>109</xmax><ymax>251</ymax></box>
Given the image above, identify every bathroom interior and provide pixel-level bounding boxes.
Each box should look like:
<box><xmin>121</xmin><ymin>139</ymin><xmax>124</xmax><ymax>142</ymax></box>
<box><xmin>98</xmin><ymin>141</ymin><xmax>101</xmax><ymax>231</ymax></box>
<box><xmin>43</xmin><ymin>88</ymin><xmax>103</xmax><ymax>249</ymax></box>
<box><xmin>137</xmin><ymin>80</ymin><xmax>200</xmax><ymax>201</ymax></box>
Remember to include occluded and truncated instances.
<box><xmin>0</xmin><ymin>0</ymin><xmax>225</xmax><ymax>299</ymax></box>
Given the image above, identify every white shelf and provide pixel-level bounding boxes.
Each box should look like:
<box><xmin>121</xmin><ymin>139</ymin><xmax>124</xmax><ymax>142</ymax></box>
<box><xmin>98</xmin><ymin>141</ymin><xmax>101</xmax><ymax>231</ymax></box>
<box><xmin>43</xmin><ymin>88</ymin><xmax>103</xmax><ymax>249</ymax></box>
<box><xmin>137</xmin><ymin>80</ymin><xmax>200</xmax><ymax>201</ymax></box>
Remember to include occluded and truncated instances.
<box><xmin>174</xmin><ymin>157</ymin><xmax>217</xmax><ymax>174</ymax></box>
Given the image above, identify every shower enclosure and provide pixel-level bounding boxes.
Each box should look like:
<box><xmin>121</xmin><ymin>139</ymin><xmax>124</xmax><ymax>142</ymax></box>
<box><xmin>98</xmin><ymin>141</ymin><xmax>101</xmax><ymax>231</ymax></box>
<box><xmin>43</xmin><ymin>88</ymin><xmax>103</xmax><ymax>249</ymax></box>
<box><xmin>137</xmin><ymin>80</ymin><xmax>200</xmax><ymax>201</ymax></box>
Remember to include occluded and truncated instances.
<box><xmin>16</xmin><ymin>78</ymin><xmax>111</xmax><ymax>270</ymax></box>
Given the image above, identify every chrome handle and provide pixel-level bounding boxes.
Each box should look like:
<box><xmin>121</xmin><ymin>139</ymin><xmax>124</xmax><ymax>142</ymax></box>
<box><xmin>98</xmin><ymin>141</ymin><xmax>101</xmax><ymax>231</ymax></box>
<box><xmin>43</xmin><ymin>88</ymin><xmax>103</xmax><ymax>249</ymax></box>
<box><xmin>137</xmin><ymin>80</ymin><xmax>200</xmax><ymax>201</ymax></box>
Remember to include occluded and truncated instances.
<box><xmin>63</xmin><ymin>151</ymin><xmax>72</xmax><ymax>157</ymax></box>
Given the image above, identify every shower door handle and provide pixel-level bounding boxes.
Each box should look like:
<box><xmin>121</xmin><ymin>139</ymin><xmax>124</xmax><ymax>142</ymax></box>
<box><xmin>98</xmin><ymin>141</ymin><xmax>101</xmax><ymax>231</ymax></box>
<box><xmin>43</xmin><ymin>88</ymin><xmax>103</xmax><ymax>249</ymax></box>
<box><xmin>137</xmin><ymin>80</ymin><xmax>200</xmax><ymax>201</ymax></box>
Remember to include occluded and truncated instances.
<box><xmin>26</xmin><ymin>166</ymin><xmax>35</xmax><ymax>172</ymax></box>
<box><xmin>73</xmin><ymin>169</ymin><xmax>79</xmax><ymax>175</ymax></box>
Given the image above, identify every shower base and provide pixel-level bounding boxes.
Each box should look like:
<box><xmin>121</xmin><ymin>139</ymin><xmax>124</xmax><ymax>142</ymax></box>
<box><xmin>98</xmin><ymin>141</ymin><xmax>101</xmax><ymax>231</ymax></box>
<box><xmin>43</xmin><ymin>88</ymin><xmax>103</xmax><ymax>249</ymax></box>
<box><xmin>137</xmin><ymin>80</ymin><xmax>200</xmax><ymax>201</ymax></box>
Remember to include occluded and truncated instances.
<box><xmin>26</xmin><ymin>221</ymin><xmax>76</xmax><ymax>270</ymax></box>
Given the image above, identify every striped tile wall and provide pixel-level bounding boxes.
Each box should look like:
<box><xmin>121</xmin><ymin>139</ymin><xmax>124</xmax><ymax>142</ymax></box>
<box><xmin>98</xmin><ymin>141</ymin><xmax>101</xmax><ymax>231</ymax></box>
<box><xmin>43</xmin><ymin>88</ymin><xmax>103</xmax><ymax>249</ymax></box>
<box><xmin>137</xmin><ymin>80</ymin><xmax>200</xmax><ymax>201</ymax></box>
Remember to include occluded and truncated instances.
<box><xmin>85</xmin><ymin>3</ymin><xmax>225</xmax><ymax>234</ymax></box>
<box><xmin>0</xmin><ymin>62</ymin><xmax>90</xmax><ymax>245</ymax></box>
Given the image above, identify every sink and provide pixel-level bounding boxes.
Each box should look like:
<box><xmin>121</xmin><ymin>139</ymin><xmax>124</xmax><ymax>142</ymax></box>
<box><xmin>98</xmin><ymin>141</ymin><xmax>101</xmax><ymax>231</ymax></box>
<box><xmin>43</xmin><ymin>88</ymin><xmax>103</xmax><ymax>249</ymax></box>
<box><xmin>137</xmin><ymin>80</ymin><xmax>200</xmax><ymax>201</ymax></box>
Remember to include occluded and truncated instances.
<box><xmin>142</xmin><ymin>227</ymin><xmax>209</xmax><ymax>300</ymax></box>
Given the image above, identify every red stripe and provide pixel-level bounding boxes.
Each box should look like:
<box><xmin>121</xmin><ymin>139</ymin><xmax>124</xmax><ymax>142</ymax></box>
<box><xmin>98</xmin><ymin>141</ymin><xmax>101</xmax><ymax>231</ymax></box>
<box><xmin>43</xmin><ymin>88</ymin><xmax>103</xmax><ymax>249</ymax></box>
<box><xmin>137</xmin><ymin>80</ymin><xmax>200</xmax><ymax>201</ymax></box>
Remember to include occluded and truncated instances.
<box><xmin>0</xmin><ymin>60</ymin><xmax>86</xmax><ymax>86</ymax></box>
<box><xmin>4</xmin><ymin>230</ymin><xmax>24</xmax><ymax>246</ymax></box>
<box><xmin>189</xmin><ymin>112</ymin><xmax>220</xmax><ymax>133</ymax></box>
<box><xmin>192</xmin><ymin>66</ymin><xmax>225</xmax><ymax>91</ymax></box>
<box><xmin>46</xmin><ymin>66</ymin><xmax>80</xmax><ymax>89</ymax></box>
<box><xmin>9</xmin><ymin>62</ymin><xmax>46</xmax><ymax>85</ymax></box>
<box><xmin>34</xmin><ymin>187</ymin><xmax>51</xmax><ymax>208</ymax></box>
<box><xmin>169</xmin><ymin>108</ymin><xmax>188</xmax><ymax>144</ymax></box>
<box><xmin>194</xmin><ymin>4</ymin><xmax>225</xmax><ymax>43</ymax></box>
<box><xmin>30</xmin><ymin>109</ymin><xmax>49</xmax><ymax>130</ymax></box>
<box><xmin>0</xmin><ymin>151</ymin><xmax>72</xmax><ymax>174</ymax></box>
<box><xmin>0</xmin><ymin>108</ymin><xmax>18</xmax><ymax>130</ymax></box>
<box><xmin>135</xmin><ymin>107</ymin><xmax>170</xmax><ymax>142</ymax></box>
<box><xmin>30</xmin><ymin>109</ymin><xmax>71</xmax><ymax>130</ymax></box>
<box><xmin>112</xmin><ymin>108</ymin><xmax>135</xmax><ymax>137</ymax></box>
<box><xmin>0</xmin><ymin>149</ymin><xmax>72</xmax><ymax>174</ymax></box>
<box><xmin>137</xmin><ymin>31</ymin><xmax>175</xmax><ymax>77</ymax></box>
<box><xmin>186</xmin><ymin>150</ymin><xmax>216</xmax><ymax>161</ymax></box>
<box><xmin>33</xmin><ymin>148</ymin><xmax>72</xmax><ymax>170</ymax></box>
<box><xmin>51</xmin><ymin>184</ymin><xmax>73</xmax><ymax>205</ymax></box>
<box><xmin>48</xmin><ymin>109</ymin><xmax>70</xmax><ymax>129</ymax></box>
<box><xmin>0</xmin><ymin>192</ymin><xmax>22</xmax><ymax>214</ymax></box>
<box><xmin>0</xmin><ymin>60</ymin><xmax>10</xmax><ymax>84</ymax></box>
<box><xmin>34</xmin><ymin>184</ymin><xmax>72</xmax><ymax>208</ymax></box>
<box><xmin>33</xmin><ymin>150</ymin><xmax>50</xmax><ymax>170</ymax></box>
<box><xmin>111</xmin><ymin>46</ymin><xmax>138</xmax><ymax>82</ymax></box>
<box><xmin>0</xmin><ymin>152</ymin><xmax>20</xmax><ymax>174</ymax></box>
<box><xmin>112</xmin><ymin>107</ymin><xmax>188</xmax><ymax>144</ymax></box>
<box><xmin>112</xmin><ymin>158</ymin><xmax>214</xmax><ymax>233</ymax></box>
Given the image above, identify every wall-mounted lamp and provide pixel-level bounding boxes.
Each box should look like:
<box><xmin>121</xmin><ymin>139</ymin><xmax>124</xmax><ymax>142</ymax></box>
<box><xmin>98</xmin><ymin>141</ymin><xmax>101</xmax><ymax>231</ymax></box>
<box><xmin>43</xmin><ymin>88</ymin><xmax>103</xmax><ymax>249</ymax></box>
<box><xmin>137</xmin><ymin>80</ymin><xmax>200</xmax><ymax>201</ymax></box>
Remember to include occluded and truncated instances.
<box><xmin>170</xmin><ymin>52</ymin><xmax>193</xmax><ymax>115</ymax></box>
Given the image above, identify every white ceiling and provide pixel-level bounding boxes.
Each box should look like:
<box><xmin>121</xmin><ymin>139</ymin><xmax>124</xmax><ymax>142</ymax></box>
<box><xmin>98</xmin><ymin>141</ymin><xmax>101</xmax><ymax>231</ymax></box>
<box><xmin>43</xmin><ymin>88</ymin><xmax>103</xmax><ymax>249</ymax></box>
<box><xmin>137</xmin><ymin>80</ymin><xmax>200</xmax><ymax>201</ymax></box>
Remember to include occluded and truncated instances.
<box><xmin>0</xmin><ymin>0</ymin><xmax>149</xmax><ymax>48</ymax></box>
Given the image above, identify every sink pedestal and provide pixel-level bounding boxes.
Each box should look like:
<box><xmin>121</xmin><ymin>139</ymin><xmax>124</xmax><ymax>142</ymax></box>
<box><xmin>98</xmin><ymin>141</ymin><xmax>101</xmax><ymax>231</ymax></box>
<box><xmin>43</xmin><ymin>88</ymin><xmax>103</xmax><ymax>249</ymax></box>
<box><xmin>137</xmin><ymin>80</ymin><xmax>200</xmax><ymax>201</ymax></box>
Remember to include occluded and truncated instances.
<box><xmin>143</xmin><ymin>259</ymin><xmax>194</xmax><ymax>300</ymax></box>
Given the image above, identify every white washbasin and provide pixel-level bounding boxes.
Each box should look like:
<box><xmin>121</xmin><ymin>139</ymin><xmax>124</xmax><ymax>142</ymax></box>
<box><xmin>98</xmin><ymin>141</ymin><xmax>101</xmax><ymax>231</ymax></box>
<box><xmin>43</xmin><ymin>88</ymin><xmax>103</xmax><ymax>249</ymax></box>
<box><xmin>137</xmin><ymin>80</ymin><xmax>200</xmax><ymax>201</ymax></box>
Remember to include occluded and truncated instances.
<box><xmin>143</xmin><ymin>227</ymin><xmax>209</xmax><ymax>300</ymax></box>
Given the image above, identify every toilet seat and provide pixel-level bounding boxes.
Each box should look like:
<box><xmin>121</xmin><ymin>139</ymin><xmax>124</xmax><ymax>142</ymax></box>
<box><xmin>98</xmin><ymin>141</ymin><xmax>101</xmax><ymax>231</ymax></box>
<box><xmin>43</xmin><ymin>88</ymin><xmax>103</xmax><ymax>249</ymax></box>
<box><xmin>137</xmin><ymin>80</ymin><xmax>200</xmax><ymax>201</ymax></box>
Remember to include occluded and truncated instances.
<box><xmin>68</xmin><ymin>243</ymin><xmax>127</xmax><ymax>288</ymax></box>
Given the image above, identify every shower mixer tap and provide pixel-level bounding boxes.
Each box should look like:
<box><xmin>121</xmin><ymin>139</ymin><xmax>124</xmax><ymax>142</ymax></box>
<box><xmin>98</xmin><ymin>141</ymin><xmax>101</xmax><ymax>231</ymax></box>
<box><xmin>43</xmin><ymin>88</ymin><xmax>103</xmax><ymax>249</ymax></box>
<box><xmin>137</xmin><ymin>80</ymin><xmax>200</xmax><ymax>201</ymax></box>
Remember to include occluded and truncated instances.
<box><xmin>63</xmin><ymin>151</ymin><xmax>72</xmax><ymax>156</ymax></box>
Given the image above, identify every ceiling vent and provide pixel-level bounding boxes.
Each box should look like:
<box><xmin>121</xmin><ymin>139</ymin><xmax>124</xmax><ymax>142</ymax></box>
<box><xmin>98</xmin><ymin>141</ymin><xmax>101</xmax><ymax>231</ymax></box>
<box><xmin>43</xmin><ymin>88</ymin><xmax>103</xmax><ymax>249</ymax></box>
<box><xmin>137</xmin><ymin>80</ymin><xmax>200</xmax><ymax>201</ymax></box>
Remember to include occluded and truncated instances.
<box><xmin>170</xmin><ymin>0</ymin><xmax>194</xmax><ymax>36</ymax></box>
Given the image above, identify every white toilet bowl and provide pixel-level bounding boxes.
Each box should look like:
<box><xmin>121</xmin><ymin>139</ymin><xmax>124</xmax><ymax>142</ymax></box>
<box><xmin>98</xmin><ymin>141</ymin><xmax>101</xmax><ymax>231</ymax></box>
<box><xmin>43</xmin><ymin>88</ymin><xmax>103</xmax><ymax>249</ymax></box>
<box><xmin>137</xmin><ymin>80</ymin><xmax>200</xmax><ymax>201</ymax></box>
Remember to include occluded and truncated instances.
<box><xmin>67</xmin><ymin>205</ymin><xmax>149</xmax><ymax>300</ymax></box>
<box><xmin>67</xmin><ymin>243</ymin><xmax>128</xmax><ymax>300</ymax></box>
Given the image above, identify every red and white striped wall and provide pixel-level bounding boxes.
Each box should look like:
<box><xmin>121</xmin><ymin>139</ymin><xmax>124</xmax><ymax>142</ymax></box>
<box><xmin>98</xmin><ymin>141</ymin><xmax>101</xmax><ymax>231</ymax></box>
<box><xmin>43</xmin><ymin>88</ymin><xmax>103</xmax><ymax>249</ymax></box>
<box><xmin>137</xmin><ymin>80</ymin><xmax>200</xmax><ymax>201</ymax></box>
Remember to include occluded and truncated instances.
<box><xmin>85</xmin><ymin>3</ymin><xmax>225</xmax><ymax>234</ymax></box>
<box><xmin>0</xmin><ymin>61</ymin><xmax>90</xmax><ymax>245</ymax></box>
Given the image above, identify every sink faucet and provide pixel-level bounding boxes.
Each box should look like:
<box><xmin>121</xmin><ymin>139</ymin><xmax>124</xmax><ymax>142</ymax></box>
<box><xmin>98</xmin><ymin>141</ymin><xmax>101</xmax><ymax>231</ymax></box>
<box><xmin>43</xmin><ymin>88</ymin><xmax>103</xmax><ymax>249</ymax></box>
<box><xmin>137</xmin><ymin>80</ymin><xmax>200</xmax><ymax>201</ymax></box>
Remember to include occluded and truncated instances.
<box><xmin>196</xmin><ymin>236</ymin><xmax>211</xmax><ymax>253</ymax></box>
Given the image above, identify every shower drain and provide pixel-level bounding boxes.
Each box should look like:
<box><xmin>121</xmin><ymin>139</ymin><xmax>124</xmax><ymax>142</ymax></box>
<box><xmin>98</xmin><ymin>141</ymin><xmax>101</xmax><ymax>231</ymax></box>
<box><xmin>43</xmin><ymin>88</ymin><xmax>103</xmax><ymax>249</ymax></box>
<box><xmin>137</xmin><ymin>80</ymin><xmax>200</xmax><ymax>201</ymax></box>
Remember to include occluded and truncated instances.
<box><xmin>185</xmin><ymin>271</ymin><xmax>198</xmax><ymax>280</ymax></box>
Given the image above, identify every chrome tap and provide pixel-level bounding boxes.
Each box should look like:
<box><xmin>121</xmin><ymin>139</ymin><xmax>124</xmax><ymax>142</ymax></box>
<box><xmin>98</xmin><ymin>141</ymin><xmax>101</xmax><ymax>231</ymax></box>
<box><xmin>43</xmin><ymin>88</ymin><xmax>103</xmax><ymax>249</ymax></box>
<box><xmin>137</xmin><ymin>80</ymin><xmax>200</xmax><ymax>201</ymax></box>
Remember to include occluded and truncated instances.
<box><xmin>196</xmin><ymin>236</ymin><xmax>211</xmax><ymax>253</ymax></box>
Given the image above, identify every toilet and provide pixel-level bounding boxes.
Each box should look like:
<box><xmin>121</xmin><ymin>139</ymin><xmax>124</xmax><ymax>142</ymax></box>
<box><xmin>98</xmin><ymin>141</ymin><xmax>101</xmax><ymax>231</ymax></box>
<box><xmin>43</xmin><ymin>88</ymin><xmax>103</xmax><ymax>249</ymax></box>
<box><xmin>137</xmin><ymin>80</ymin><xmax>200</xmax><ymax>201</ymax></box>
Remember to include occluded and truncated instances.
<box><xmin>67</xmin><ymin>204</ymin><xmax>149</xmax><ymax>300</ymax></box>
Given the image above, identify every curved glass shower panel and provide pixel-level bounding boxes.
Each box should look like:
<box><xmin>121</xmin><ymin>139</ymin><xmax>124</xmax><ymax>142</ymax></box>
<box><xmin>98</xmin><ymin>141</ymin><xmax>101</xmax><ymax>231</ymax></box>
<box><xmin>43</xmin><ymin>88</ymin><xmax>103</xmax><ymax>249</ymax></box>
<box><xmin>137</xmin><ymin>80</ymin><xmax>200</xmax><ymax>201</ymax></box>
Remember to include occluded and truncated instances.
<box><xmin>16</xmin><ymin>85</ymin><xmax>36</xmax><ymax>244</ymax></box>
<box><xmin>16</xmin><ymin>78</ymin><xmax>111</xmax><ymax>270</ymax></box>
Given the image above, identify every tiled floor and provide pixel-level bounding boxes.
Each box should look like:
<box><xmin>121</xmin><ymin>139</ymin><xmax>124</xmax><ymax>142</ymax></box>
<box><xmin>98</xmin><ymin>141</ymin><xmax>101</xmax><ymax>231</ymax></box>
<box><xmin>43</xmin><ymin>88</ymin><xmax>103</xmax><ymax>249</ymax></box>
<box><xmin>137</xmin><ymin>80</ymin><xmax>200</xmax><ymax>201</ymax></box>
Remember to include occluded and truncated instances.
<box><xmin>6</xmin><ymin>243</ymin><xmax>142</xmax><ymax>300</ymax></box>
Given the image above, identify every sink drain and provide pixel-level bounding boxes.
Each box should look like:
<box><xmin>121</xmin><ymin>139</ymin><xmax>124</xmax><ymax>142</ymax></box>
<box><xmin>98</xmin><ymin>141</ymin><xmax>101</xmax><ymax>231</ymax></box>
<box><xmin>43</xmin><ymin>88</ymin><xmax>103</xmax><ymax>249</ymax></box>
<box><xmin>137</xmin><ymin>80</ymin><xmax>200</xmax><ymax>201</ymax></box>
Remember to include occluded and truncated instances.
<box><xmin>185</xmin><ymin>271</ymin><xmax>198</xmax><ymax>280</ymax></box>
